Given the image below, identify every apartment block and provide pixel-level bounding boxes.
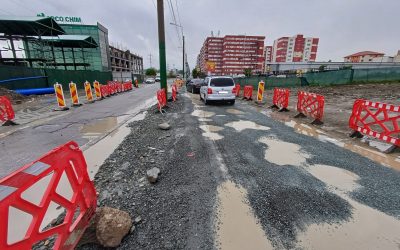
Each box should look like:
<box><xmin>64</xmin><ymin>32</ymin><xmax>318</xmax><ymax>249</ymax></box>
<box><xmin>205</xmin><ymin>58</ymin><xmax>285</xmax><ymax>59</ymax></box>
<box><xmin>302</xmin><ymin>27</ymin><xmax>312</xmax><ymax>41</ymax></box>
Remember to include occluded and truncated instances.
<box><xmin>272</xmin><ymin>34</ymin><xmax>319</xmax><ymax>62</ymax></box>
<box><xmin>198</xmin><ymin>35</ymin><xmax>265</xmax><ymax>75</ymax></box>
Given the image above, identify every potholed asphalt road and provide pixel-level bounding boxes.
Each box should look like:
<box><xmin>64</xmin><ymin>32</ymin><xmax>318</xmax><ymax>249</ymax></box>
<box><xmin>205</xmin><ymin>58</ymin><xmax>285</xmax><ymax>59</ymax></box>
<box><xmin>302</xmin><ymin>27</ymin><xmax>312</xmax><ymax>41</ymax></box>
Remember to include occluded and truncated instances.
<box><xmin>186</xmin><ymin>92</ymin><xmax>400</xmax><ymax>249</ymax></box>
<box><xmin>0</xmin><ymin>83</ymin><xmax>158</xmax><ymax>178</ymax></box>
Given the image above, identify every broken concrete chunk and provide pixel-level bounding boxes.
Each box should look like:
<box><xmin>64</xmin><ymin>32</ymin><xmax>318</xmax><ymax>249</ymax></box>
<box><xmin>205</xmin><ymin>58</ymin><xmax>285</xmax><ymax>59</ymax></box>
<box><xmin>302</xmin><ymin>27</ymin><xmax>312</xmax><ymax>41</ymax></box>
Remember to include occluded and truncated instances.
<box><xmin>146</xmin><ymin>167</ymin><xmax>160</xmax><ymax>183</ymax></box>
<box><xmin>158</xmin><ymin>122</ymin><xmax>171</xmax><ymax>130</ymax></box>
<box><xmin>134</xmin><ymin>216</ymin><xmax>142</xmax><ymax>224</ymax></box>
<box><xmin>96</xmin><ymin>207</ymin><xmax>132</xmax><ymax>247</ymax></box>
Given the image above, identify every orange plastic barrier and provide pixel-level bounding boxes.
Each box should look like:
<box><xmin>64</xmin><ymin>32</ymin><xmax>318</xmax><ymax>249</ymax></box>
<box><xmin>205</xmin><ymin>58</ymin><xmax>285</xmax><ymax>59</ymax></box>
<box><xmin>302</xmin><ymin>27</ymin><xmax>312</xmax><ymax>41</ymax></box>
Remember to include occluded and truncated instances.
<box><xmin>0</xmin><ymin>96</ymin><xmax>16</xmax><ymax>126</ymax></box>
<box><xmin>93</xmin><ymin>81</ymin><xmax>101</xmax><ymax>99</ymax></box>
<box><xmin>0</xmin><ymin>141</ymin><xmax>97</xmax><ymax>250</ymax></box>
<box><xmin>234</xmin><ymin>84</ymin><xmax>241</xmax><ymax>97</ymax></box>
<box><xmin>172</xmin><ymin>84</ymin><xmax>177</xmax><ymax>102</ymax></box>
<box><xmin>271</xmin><ymin>88</ymin><xmax>290</xmax><ymax>112</ymax></box>
<box><xmin>243</xmin><ymin>85</ymin><xmax>253</xmax><ymax>100</ymax></box>
<box><xmin>69</xmin><ymin>82</ymin><xmax>81</xmax><ymax>107</ymax></box>
<box><xmin>157</xmin><ymin>89</ymin><xmax>167</xmax><ymax>112</ymax></box>
<box><xmin>84</xmin><ymin>81</ymin><xmax>94</xmax><ymax>103</ymax></box>
<box><xmin>54</xmin><ymin>83</ymin><xmax>69</xmax><ymax>111</ymax></box>
<box><xmin>295</xmin><ymin>91</ymin><xmax>325</xmax><ymax>125</ymax></box>
<box><xmin>349</xmin><ymin>99</ymin><xmax>400</xmax><ymax>147</ymax></box>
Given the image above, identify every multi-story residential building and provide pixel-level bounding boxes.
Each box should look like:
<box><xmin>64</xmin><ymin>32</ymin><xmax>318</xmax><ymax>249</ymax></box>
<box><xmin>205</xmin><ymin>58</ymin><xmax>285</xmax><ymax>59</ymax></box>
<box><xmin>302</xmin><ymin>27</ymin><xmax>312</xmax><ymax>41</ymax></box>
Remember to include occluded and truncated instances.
<box><xmin>198</xmin><ymin>35</ymin><xmax>265</xmax><ymax>75</ymax></box>
<box><xmin>344</xmin><ymin>51</ymin><xmax>385</xmax><ymax>62</ymax></box>
<box><xmin>109</xmin><ymin>45</ymin><xmax>144</xmax><ymax>81</ymax></box>
<box><xmin>264</xmin><ymin>46</ymin><xmax>272</xmax><ymax>72</ymax></box>
<box><xmin>272</xmin><ymin>34</ymin><xmax>319</xmax><ymax>62</ymax></box>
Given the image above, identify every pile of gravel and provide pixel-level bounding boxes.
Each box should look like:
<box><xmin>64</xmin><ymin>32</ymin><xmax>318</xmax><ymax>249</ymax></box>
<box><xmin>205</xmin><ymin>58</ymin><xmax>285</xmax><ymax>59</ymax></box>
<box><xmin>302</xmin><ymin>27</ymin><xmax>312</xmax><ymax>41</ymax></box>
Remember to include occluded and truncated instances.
<box><xmin>0</xmin><ymin>86</ymin><xmax>29</xmax><ymax>104</ymax></box>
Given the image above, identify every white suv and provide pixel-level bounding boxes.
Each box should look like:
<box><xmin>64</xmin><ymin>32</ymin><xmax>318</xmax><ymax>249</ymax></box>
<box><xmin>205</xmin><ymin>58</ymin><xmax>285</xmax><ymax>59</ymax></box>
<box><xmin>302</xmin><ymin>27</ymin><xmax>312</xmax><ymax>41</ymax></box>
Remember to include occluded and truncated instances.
<box><xmin>200</xmin><ymin>76</ymin><xmax>236</xmax><ymax>105</ymax></box>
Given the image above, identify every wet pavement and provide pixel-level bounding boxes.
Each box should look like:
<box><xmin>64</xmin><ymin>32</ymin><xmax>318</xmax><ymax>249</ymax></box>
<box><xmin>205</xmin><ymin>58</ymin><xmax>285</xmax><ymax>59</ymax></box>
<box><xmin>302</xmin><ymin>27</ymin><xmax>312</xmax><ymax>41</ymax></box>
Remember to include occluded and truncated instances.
<box><xmin>186</xmin><ymin>92</ymin><xmax>400</xmax><ymax>249</ymax></box>
<box><xmin>0</xmin><ymin>84</ymin><xmax>158</xmax><ymax>178</ymax></box>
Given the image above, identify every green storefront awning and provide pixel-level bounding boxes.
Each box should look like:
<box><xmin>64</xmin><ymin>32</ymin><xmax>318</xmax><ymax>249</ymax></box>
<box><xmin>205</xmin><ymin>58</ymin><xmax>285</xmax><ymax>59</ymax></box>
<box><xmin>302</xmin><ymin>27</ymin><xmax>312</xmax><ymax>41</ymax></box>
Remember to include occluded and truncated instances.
<box><xmin>0</xmin><ymin>16</ymin><xmax>65</xmax><ymax>36</ymax></box>
<box><xmin>40</xmin><ymin>35</ymin><xmax>98</xmax><ymax>48</ymax></box>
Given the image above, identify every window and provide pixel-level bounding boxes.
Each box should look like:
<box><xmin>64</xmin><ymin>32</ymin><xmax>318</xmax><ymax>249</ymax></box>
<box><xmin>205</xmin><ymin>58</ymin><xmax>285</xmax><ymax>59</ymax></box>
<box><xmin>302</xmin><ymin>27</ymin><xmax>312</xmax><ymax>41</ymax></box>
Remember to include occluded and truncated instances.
<box><xmin>210</xmin><ymin>78</ymin><xmax>234</xmax><ymax>87</ymax></box>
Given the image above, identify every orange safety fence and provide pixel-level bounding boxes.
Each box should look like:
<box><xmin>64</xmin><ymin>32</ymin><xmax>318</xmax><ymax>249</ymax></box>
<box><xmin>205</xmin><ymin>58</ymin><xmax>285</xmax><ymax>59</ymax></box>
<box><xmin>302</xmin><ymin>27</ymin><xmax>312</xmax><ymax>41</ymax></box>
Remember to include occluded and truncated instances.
<box><xmin>349</xmin><ymin>99</ymin><xmax>400</xmax><ymax>146</ymax></box>
<box><xmin>271</xmin><ymin>88</ymin><xmax>290</xmax><ymax>112</ymax></box>
<box><xmin>0</xmin><ymin>141</ymin><xmax>97</xmax><ymax>250</ymax></box>
<box><xmin>295</xmin><ymin>91</ymin><xmax>325</xmax><ymax>125</ymax></box>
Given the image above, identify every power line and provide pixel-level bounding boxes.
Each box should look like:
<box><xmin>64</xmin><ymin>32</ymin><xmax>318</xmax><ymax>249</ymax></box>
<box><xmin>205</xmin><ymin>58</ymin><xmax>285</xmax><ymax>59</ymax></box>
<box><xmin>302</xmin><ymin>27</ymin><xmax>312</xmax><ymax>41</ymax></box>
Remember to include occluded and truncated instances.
<box><xmin>167</xmin><ymin>0</ymin><xmax>181</xmax><ymax>42</ymax></box>
<box><xmin>175</xmin><ymin>0</ymin><xmax>182</xmax><ymax>28</ymax></box>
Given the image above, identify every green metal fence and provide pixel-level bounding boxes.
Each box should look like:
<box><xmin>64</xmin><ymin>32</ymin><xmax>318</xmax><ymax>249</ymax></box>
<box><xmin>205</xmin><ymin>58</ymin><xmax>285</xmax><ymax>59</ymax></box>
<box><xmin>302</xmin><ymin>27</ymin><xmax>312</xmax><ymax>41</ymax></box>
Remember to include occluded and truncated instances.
<box><xmin>233</xmin><ymin>76</ymin><xmax>301</xmax><ymax>89</ymax></box>
<box><xmin>0</xmin><ymin>65</ymin><xmax>112</xmax><ymax>90</ymax></box>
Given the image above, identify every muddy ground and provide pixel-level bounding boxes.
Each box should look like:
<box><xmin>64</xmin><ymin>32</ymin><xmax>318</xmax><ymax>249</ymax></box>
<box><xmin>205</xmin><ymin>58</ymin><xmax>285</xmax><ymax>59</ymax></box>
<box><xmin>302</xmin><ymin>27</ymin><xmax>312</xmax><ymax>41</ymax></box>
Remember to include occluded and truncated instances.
<box><xmin>249</xmin><ymin>83</ymin><xmax>400</xmax><ymax>136</ymax></box>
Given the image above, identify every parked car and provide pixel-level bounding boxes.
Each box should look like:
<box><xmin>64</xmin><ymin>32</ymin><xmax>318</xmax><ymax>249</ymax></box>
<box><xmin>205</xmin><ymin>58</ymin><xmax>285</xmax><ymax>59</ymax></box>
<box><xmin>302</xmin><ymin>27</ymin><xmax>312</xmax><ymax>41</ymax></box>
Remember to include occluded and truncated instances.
<box><xmin>155</xmin><ymin>77</ymin><xmax>160</xmax><ymax>82</ymax></box>
<box><xmin>199</xmin><ymin>76</ymin><xmax>235</xmax><ymax>105</ymax></box>
<box><xmin>145</xmin><ymin>78</ymin><xmax>155</xmax><ymax>84</ymax></box>
<box><xmin>186</xmin><ymin>79</ymin><xmax>204</xmax><ymax>94</ymax></box>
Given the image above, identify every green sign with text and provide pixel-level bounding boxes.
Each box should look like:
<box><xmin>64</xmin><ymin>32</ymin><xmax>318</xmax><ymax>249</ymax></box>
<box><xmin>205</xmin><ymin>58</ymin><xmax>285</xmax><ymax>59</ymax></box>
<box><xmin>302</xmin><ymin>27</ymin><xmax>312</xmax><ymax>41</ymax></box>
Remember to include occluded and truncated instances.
<box><xmin>37</xmin><ymin>13</ymin><xmax>82</xmax><ymax>24</ymax></box>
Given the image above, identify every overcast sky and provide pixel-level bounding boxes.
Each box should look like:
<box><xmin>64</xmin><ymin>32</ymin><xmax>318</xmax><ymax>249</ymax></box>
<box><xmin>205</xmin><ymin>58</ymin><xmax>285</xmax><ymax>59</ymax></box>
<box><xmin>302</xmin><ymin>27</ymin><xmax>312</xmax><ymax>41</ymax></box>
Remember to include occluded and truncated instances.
<box><xmin>1</xmin><ymin>0</ymin><xmax>399</xmax><ymax>70</ymax></box>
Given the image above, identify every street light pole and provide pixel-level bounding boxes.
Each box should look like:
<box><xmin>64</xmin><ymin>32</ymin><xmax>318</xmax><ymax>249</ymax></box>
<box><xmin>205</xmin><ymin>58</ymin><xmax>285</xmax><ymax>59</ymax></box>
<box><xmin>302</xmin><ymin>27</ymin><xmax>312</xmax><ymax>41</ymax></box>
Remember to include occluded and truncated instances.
<box><xmin>157</xmin><ymin>0</ymin><xmax>168</xmax><ymax>96</ymax></box>
<box><xmin>170</xmin><ymin>22</ymin><xmax>184</xmax><ymax>80</ymax></box>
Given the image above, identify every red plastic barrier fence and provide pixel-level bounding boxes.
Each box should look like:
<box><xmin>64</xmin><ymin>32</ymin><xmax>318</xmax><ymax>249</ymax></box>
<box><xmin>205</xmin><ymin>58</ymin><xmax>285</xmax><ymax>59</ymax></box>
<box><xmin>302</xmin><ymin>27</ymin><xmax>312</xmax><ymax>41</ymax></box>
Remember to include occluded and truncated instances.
<box><xmin>172</xmin><ymin>84</ymin><xmax>177</xmax><ymax>102</ymax></box>
<box><xmin>157</xmin><ymin>89</ymin><xmax>167</xmax><ymax>112</ymax></box>
<box><xmin>349</xmin><ymin>99</ymin><xmax>400</xmax><ymax>146</ymax></box>
<box><xmin>295</xmin><ymin>91</ymin><xmax>325</xmax><ymax>125</ymax></box>
<box><xmin>271</xmin><ymin>88</ymin><xmax>290</xmax><ymax>111</ymax></box>
<box><xmin>0</xmin><ymin>96</ymin><xmax>15</xmax><ymax>124</ymax></box>
<box><xmin>0</xmin><ymin>141</ymin><xmax>97</xmax><ymax>250</ymax></box>
<box><xmin>234</xmin><ymin>84</ymin><xmax>241</xmax><ymax>97</ymax></box>
<box><xmin>100</xmin><ymin>85</ymin><xmax>108</xmax><ymax>97</ymax></box>
<box><xmin>243</xmin><ymin>85</ymin><xmax>253</xmax><ymax>100</ymax></box>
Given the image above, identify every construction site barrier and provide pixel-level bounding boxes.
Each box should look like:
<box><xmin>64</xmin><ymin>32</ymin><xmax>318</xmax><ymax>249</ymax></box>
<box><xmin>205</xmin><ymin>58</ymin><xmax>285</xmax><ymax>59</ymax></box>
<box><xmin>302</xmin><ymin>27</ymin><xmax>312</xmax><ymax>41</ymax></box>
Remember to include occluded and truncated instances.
<box><xmin>234</xmin><ymin>84</ymin><xmax>241</xmax><ymax>97</ymax></box>
<box><xmin>69</xmin><ymin>82</ymin><xmax>81</xmax><ymax>107</ymax></box>
<box><xmin>295</xmin><ymin>91</ymin><xmax>325</xmax><ymax>125</ymax></box>
<box><xmin>157</xmin><ymin>88</ymin><xmax>167</xmax><ymax>113</ymax></box>
<box><xmin>0</xmin><ymin>96</ymin><xmax>17</xmax><ymax>126</ymax></box>
<box><xmin>271</xmin><ymin>88</ymin><xmax>290</xmax><ymax>112</ymax></box>
<box><xmin>349</xmin><ymin>99</ymin><xmax>400</xmax><ymax>147</ymax></box>
<box><xmin>0</xmin><ymin>141</ymin><xmax>97</xmax><ymax>250</ymax></box>
<box><xmin>84</xmin><ymin>81</ymin><xmax>94</xmax><ymax>103</ymax></box>
<box><xmin>54</xmin><ymin>83</ymin><xmax>69</xmax><ymax>111</ymax></box>
<box><xmin>172</xmin><ymin>84</ymin><xmax>177</xmax><ymax>102</ymax></box>
<box><xmin>243</xmin><ymin>85</ymin><xmax>253</xmax><ymax>100</ymax></box>
<box><xmin>93</xmin><ymin>81</ymin><xmax>101</xmax><ymax>99</ymax></box>
<box><xmin>256</xmin><ymin>81</ymin><xmax>265</xmax><ymax>103</ymax></box>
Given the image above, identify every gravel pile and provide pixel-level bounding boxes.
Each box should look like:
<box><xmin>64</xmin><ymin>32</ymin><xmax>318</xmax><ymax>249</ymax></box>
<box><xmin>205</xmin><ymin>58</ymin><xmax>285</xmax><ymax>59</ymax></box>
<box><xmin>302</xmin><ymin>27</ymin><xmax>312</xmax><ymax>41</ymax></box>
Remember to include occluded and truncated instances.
<box><xmin>0</xmin><ymin>86</ymin><xmax>29</xmax><ymax>104</ymax></box>
<box><xmin>79</xmin><ymin>95</ymin><xmax>219</xmax><ymax>249</ymax></box>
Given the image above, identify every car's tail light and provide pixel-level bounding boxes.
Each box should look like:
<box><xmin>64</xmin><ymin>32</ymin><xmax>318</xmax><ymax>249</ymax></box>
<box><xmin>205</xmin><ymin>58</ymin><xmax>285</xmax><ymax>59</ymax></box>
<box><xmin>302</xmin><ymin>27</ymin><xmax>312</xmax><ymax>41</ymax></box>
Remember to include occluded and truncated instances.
<box><xmin>207</xmin><ymin>88</ymin><xmax>213</xmax><ymax>94</ymax></box>
<box><xmin>232</xmin><ymin>88</ymin><xmax>236</xmax><ymax>93</ymax></box>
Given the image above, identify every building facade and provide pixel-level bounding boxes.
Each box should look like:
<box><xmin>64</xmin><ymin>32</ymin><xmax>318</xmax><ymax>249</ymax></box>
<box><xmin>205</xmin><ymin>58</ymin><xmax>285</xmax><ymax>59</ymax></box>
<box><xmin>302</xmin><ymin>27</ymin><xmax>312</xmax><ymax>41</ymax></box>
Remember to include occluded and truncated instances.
<box><xmin>59</xmin><ymin>23</ymin><xmax>111</xmax><ymax>71</ymax></box>
<box><xmin>198</xmin><ymin>35</ymin><xmax>265</xmax><ymax>76</ymax></box>
<box><xmin>109</xmin><ymin>45</ymin><xmax>143</xmax><ymax>81</ymax></box>
<box><xmin>264</xmin><ymin>46</ymin><xmax>273</xmax><ymax>72</ymax></box>
<box><xmin>272</xmin><ymin>34</ymin><xmax>319</xmax><ymax>63</ymax></box>
<box><xmin>344</xmin><ymin>51</ymin><xmax>385</xmax><ymax>62</ymax></box>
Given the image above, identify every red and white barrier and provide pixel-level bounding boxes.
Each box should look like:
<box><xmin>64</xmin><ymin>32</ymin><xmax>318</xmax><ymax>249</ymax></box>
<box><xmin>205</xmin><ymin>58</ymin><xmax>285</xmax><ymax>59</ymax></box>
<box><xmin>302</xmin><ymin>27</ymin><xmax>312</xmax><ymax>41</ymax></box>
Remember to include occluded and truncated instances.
<box><xmin>0</xmin><ymin>96</ymin><xmax>17</xmax><ymax>126</ymax></box>
<box><xmin>172</xmin><ymin>84</ymin><xmax>177</xmax><ymax>102</ymax></box>
<box><xmin>243</xmin><ymin>85</ymin><xmax>253</xmax><ymax>100</ymax></box>
<box><xmin>349</xmin><ymin>99</ymin><xmax>400</xmax><ymax>147</ymax></box>
<box><xmin>295</xmin><ymin>91</ymin><xmax>325</xmax><ymax>125</ymax></box>
<box><xmin>271</xmin><ymin>88</ymin><xmax>290</xmax><ymax>112</ymax></box>
<box><xmin>234</xmin><ymin>84</ymin><xmax>241</xmax><ymax>97</ymax></box>
<box><xmin>0</xmin><ymin>141</ymin><xmax>97</xmax><ymax>250</ymax></box>
<box><xmin>157</xmin><ymin>89</ymin><xmax>167</xmax><ymax>113</ymax></box>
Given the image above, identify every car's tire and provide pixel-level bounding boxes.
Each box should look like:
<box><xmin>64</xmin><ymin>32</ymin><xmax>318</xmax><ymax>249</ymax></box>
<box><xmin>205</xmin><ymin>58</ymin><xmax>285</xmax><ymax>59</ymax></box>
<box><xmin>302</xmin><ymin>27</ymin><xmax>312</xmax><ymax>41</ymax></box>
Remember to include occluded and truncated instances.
<box><xmin>191</xmin><ymin>87</ymin><xmax>194</xmax><ymax>94</ymax></box>
<box><xmin>230</xmin><ymin>100</ymin><xmax>235</xmax><ymax>105</ymax></box>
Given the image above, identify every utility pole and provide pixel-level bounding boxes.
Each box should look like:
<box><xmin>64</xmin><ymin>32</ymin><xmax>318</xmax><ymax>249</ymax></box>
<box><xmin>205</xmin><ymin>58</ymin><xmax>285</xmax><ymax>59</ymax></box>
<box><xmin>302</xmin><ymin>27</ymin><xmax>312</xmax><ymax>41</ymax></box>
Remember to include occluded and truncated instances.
<box><xmin>182</xmin><ymin>35</ymin><xmax>185</xmax><ymax>79</ymax></box>
<box><xmin>157</xmin><ymin>0</ymin><xmax>168</xmax><ymax>96</ymax></box>
<box><xmin>148</xmin><ymin>53</ymin><xmax>153</xmax><ymax>68</ymax></box>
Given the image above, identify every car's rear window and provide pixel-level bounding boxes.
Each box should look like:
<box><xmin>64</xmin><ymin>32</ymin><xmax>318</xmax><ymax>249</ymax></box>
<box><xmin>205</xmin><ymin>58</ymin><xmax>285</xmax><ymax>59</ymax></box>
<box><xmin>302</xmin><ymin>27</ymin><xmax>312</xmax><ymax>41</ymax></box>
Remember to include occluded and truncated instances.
<box><xmin>210</xmin><ymin>78</ymin><xmax>234</xmax><ymax>87</ymax></box>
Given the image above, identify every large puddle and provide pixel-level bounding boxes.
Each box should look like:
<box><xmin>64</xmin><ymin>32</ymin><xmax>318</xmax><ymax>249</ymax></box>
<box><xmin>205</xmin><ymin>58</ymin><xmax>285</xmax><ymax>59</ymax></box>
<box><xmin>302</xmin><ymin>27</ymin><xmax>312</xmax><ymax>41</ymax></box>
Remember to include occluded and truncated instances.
<box><xmin>200</xmin><ymin>124</ymin><xmax>224</xmax><ymax>141</ymax></box>
<box><xmin>299</xmin><ymin>164</ymin><xmax>400</xmax><ymax>249</ymax></box>
<box><xmin>267</xmin><ymin>112</ymin><xmax>400</xmax><ymax>171</ymax></box>
<box><xmin>216</xmin><ymin>180</ymin><xmax>273</xmax><ymax>250</ymax></box>
<box><xmin>225</xmin><ymin>120</ymin><xmax>270</xmax><ymax>132</ymax></box>
<box><xmin>191</xmin><ymin>109</ymin><xmax>215</xmax><ymax>118</ymax></box>
<box><xmin>258</xmin><ymin>137</ymin><xmax>310</xmax><ymax>166</ymax></box>
<box><xmin>226</xmin><ymin>108</ymin><xmax>244</xmax><ymax>115</ymax></box>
